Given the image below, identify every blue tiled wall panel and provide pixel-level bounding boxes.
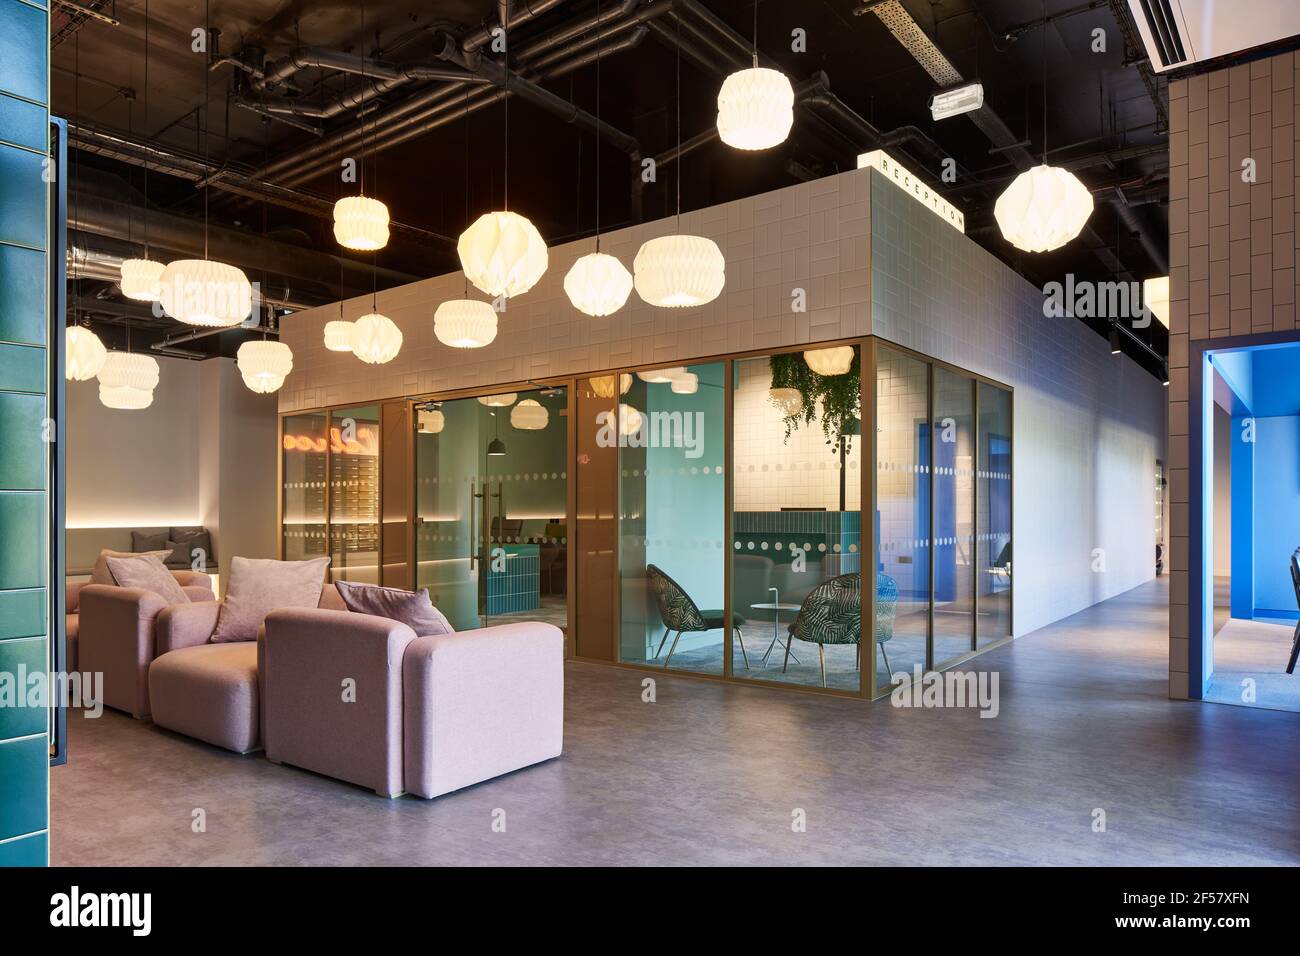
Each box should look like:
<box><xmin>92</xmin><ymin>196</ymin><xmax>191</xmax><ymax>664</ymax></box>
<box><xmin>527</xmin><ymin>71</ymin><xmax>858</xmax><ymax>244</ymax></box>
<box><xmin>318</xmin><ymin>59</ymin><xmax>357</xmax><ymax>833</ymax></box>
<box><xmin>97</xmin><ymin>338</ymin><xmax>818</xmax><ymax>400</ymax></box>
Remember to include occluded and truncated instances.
<box><xmin>0</xmin><ymin>735</ymin><xmax>48</xmax><ymax>841</ymax></box>
<box><xmin>0</xmin><ymin>0</ymin><xmax>49</xmax><ymax>105</ymax></box>
<box><xmin>0</xmin><ymin>589</ymin><xmax>44</xmax><ymax>640</ymax></box>
<box><xmin>0</xmin><ymin>493</ymin><xmax>45</xmax><ymax>590</ymax></box>
<box><xmin>0</xmin><ymin>92</ymin><xmax>45</xmax><ymax>151</ymax></box>
<box><xmin>0</xmin><ymin>144</ymin><xmax>46</xmax><ymax>249</ymax></box>
<box><xmin>0</xmin><ymin>244</ymin><xmax>46</xmax><ymax>346</ymax></box>
<box><xmin>0</xmin><ymin>637</ymin><xmax>46</xmax><ymax>739</ymax></box>
<box><xmin>0</xmin><ymin>830</ymin><xmax>46</xmax><ymax>866</ymax></box>
<box><xmin>0</xmin><ymin>391</ymin><xmax>47</xmax><ymax>488</ymax></box>
<box><xmin>0</xmin><ymin>0</ymin><xmax>49</xmax><ymax>869</ymax></box>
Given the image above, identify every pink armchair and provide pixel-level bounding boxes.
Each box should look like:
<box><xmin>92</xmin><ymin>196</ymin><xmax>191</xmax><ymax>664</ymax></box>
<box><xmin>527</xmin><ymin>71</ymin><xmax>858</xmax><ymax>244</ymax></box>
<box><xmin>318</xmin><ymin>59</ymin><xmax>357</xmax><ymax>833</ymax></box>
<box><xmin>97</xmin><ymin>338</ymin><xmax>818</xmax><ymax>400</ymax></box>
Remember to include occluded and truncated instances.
<box><xmin>76</xmin><ymin>571</ymin><xmax>214</xmax><ymax>718</ymax></box>
<box><xmin>262</xmin><ymin>609</ymin><xmax>563</xmax><ymax>798</ymax></box>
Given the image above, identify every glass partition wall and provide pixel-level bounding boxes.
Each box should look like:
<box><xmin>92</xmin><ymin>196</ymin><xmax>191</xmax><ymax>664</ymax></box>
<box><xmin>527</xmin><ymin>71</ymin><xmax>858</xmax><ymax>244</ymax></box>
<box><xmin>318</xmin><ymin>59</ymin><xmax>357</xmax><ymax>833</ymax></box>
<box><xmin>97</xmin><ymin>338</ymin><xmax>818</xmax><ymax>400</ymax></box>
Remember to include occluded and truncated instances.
<box><xmin>413</xmin><ymin>387</ymin><xmax>569</xmax><ymax>634</ymax></box>
<box><xmin>281</xmin><ymin>338</ymin><xmax>1010</xmax><ymax>698</ymax></box>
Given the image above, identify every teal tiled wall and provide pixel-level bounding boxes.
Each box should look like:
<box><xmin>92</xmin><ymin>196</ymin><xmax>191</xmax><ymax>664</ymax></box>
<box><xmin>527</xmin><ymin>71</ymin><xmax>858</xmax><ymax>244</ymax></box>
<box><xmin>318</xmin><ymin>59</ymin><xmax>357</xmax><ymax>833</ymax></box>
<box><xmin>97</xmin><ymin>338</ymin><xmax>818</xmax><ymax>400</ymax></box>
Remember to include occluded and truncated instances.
<box><xmin>0</xmin><ymin>0</ymin><xmax>50</xmax><ymax>867</ymax></box>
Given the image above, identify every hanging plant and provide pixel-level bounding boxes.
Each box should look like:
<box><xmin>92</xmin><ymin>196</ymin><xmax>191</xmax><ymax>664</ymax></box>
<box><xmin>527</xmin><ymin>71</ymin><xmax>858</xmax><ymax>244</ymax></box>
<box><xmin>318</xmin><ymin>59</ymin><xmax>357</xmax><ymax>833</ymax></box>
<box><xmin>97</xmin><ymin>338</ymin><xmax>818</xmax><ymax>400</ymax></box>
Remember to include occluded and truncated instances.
<box><xmin>769</xmin><ymin>347</ymin><xmax>861</xmax><ymax>451</ymax></box>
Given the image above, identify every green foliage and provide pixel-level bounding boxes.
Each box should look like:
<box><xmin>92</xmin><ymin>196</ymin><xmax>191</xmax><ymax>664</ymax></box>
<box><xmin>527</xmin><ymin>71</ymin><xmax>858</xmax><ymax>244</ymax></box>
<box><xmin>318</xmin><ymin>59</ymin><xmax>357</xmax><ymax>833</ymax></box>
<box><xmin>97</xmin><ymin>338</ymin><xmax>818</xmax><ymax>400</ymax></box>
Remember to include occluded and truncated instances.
<box><xmin>769</xmin><ymin>348</ymin><xmax>861</xmax><ymax>451</ymax></box>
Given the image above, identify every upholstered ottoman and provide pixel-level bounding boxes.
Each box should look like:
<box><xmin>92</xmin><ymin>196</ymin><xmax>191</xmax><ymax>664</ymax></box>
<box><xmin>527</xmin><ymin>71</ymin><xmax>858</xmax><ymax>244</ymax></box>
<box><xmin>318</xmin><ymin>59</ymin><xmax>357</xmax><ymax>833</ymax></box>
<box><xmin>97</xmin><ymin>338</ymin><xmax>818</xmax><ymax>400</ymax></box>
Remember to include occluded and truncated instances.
<box><xmin>148</xmin><ymin>642</ymin><xmax>260</xmax><ymax>754</ymax></box>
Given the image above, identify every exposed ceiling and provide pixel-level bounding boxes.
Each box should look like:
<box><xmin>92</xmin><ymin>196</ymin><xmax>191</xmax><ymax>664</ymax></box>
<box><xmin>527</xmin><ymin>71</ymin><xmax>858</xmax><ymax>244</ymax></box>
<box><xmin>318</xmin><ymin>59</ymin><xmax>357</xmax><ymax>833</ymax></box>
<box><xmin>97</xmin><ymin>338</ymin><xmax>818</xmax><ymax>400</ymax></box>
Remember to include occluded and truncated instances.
<box><xmin>50</xmin><ymin>0</ymin><xmax>1252</xmax><ymax>373</ymax></box>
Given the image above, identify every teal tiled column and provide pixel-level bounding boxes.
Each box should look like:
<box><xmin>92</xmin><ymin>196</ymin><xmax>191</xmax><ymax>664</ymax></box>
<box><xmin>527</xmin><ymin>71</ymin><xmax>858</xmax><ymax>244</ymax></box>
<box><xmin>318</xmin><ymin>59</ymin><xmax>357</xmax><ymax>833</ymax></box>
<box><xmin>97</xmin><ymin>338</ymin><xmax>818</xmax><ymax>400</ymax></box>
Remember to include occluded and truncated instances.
<box><xmin>0</xmin><ymin>0</ymin><xmax>51</xmax><ymax>868</ymax></box>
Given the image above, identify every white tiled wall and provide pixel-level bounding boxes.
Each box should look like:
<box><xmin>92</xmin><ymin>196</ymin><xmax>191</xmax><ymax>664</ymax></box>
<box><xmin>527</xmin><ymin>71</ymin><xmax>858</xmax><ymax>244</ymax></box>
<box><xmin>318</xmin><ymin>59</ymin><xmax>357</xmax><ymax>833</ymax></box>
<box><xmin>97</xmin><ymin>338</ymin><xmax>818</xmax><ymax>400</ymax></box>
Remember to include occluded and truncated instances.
<box><xmin>869</xmin><ymin>169</ymin><xmax>1167</xmax><ymax>639</ymax></box>
<box><xmin>732</xmin><ymin>357</ymin><xmax>862</xmax><ymax>511</ymax></box>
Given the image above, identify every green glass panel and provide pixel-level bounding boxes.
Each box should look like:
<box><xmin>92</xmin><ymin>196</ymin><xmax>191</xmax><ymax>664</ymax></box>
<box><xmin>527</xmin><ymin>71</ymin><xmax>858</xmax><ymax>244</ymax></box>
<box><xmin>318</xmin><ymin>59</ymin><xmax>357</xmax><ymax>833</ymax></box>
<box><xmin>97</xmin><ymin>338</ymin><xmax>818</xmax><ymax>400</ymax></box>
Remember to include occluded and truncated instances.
<box><xmin>0</xmin><ymin>391</ymin><xmax>46</xmax><ymax>490</ymax></box>
<box><xmin>0</xmin><ymin>0</ymin><xmax>49</xmax><ymax>105</ymax></box>
<box><xmin>0</xmin><ymin>92</ymin><xmax>45</xmax><ymax>151</ymax></box>
<box><xmin>0</xmin><ymin>343</ymin><xmax>45</xmax><ymax>393</ymax></box>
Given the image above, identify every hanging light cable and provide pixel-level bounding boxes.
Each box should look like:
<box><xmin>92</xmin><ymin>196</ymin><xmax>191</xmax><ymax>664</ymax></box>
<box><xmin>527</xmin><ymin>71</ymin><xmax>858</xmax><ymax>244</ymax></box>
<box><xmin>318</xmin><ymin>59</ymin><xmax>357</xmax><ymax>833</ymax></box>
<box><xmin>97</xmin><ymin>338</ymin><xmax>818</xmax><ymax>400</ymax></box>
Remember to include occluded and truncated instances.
<box><xmin>158</xmin><ymin>1</ymin><xmax>252</xmax><ymax>326</ymax></box>
<box><xmin>458</xmin><ymin>24</ymin><xmax>548</xmax><ymax>299</ymax></box>
<box><xmin>565</xmin><ymin>0</ymin><xmax>633</xmax><ymax>317</ymax></box>
<box><xmin>716</xmin><ymin>0</ymin><xmax>794</xmax><ymax>150</ymax></box>
<box><xmin>438</xmin><ymin>85</ymin><xmax>498</xmax><ymax>347</ymax></box>
<box><xmin>333</xmin><ymin>0</ymin><xmax>390</xmax><ymax>250</ymax></box>
<box><xmin>993</xmin><ymin>1</ymin><xmax>1093</xmax><ymax>253</ymax></box>
<box><xmin>634</xmin><ymin>12</ymin><xmax>725</xmax><ymax>308</ymax></box>
<box><xmin>119</xmin><ymin>0</ymin><xmax>165</xmax><ymax>302</ymax></box>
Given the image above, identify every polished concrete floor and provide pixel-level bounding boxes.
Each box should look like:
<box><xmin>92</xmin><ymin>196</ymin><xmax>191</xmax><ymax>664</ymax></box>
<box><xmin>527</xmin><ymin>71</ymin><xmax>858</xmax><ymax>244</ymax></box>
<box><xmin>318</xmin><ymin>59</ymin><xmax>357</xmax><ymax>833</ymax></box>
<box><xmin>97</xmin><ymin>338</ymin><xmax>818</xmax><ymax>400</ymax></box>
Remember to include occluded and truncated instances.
<box><xmin>51</xmin><ymin>578</ymin><xmax>1300</xmax><ymax>865</ymax></box>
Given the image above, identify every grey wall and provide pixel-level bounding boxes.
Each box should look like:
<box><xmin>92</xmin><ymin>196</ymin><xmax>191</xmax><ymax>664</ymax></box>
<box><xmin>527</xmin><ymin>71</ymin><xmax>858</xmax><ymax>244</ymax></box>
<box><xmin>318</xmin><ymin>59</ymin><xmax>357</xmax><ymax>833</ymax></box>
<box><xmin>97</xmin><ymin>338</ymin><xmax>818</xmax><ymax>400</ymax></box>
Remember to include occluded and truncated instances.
<box><xmin>868</xmin><ymin>168</ymin><xmax>1168</xmax><ymax>640</ymax></box>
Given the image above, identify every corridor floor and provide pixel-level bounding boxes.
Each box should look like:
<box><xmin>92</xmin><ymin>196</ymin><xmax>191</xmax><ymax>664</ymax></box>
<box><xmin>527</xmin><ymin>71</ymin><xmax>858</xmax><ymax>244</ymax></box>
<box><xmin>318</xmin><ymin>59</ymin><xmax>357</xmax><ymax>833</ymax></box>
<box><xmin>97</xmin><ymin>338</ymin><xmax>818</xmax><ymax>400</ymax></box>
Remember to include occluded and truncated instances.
<box><xmin>50</xmin><ymin>578</ymin><xmax>1300</xmax><ymax>865</ymax></box>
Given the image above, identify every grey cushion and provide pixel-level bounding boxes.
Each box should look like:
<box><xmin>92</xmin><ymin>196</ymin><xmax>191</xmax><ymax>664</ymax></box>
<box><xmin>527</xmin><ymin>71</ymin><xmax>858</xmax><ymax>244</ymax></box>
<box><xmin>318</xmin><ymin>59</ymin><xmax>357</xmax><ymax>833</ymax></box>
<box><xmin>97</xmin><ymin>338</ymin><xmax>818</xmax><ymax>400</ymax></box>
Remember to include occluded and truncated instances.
<box><xmin>131</xmin><ymin>530</ymin><xmax>169</xmax><ymax>553</ymax></box>
<box><xmin>169</xmin><ymin>528</ymin><xmax>213</xmax><ymax>567</ymax></box>
<box><xmin>334</xmin><ymin>581</ymin><xmax>455</xmax><ymax>637</ymax></box>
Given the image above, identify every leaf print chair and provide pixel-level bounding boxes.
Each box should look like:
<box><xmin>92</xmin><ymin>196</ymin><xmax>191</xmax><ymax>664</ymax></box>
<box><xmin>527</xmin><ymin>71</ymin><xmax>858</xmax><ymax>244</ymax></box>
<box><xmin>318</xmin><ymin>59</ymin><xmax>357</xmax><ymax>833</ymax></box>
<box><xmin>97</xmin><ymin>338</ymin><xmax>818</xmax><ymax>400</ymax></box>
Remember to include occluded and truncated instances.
<box><xmin>784</xmin><ymin>573</ymin><xmax>898</xmax><ymax>687</ymax></box>
<box><xmin>646</xmin><ymin>564</ymin><xmax>748</xmax><ymax>670</ymax></box>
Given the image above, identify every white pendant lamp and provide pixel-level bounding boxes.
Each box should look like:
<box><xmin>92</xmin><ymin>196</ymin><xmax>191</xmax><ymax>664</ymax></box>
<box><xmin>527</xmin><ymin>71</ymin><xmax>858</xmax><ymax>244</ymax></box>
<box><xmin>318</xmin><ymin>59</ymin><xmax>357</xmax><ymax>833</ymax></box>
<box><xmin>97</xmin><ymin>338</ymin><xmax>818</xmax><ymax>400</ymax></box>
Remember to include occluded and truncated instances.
<box><xmin>65</xmin><ymin>325</ymin><xmax>107</xmax><ymax>381</ymax></box>
<box><xmin>324</xmin><ymin>320</ymin><xmax>355</xmax><ymax>352</ymax></box>
<box><xmin>458</xmin><ymin>211</ymin><xmax>548</xmax><ymax>298</ymax></box>
<box><xmin>634</xmin><ymin>235</ymin><xmax>725</xmax><ymax>308</ymax></box>
<box><xmin>717</xmin><ymin>67</ymin><xmax>794</xmax><ymax>151</ymax></box>
<box><xmin>565</xmin><ymin>252</ymin><xmax>633</xmax><ymax>316</ymax></box>
<box><xmin>417</xmin><ymin>408</ymin><xmax>445</xmax><ymax>434</ymax></box>
<box><xmin>510</xmin><ymin>398</ymin><xmax>549</xmax><ymax>430</ymax></box>
<box><xmin>99</xmin><ymin>385</ymin><xmax>154</xmax><ymax>410</ymax></box>
<box><xmin>237</xmin><ymin>340</ymin><xmax>293</xmax><ymax>394</ymax></box>
<box><xmin>1143</xmin><ymin>276</ymin><xmax>1170</xmax><ymax>328</ymax></box>
<box><xmin>351</xmin><ymin>312</ymin><xmax>402</xmax><ymax>364</ymax></box>
<box><xmin>670</xmin><ymin>371</ymin><xmax>699</xmax><ymax>395</ymax></box>
<box><xmin>158</xmin><ymin>259</ymin><xmax>253</xmax><ymax>327</ymax></box>
<box><xmin>769</xmin><ymin>387</ymin><xmax>803</xmax><ymax>416</ymax></box>
<box><xmin>97</xmin><ymin>351</ymin><xmax>159</xmax><ymax>410</ymax></box>
<box><xmin>434</xmin><ymin>299</ymin><xmax>497</xmax><ymax>349</ymax></box>
<box><xmin>589</xmin><ymin>373</ymin><xmax>632</xmax><ymax>398</ymax></box>
<box><xmin>333</xmin><ymin>195</ymin><xmax>390</xmax><ymax>251</ymax></box>
<box><xmin>994</xmin><ymin>164</ymin><xmax>1094</xmax><ymax>253</ymax></box>
<box><xmin>638</xmin><ymin>367</ymin><xmax>685</xmax><ymax>384</ymax></box>
<box><xmin>119</xmin><ymin>258</ymin><xmax>165</xmax><ymax>302</ymax></box>
<box><xmin>478</xmin><ymin>393</ymin><xmax>517</xmax><ymax>407</ymax></box>
<box><xmin>804</xmin><ymin>346</ymin><xmax>855</xmax><ymax>376</ymax></box>
<box><xmin>618</xmin><ymin>403</ymin><xmax>643</xmax><ymax>437</ymax></box>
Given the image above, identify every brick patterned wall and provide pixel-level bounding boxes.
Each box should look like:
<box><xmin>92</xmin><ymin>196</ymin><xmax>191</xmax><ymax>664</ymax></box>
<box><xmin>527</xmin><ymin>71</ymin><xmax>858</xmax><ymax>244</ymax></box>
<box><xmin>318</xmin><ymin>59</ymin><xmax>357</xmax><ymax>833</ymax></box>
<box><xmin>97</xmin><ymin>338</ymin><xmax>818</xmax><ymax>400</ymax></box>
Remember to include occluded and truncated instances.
<box><xmin>1167</xmin><ymin>50</ymin><xmax>1300</xmax><ymax>699</ymax></box>
<box><xmin>278</xmin><ymin>168</ymin><xmax>871</xmax><ymax>412</ymax></box>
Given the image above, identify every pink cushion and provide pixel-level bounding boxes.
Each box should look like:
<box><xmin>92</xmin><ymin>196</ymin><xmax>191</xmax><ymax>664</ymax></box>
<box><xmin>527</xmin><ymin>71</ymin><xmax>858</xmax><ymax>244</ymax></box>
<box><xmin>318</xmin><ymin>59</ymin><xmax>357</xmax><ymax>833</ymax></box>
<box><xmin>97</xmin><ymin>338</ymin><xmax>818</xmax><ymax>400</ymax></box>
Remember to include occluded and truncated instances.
<box><xmin>210</xmin><ymin>556</ymin><xmax>330</xmax><ymax>644</ymax></box>
<box><xmin>334</xmin><ymin>581</ymin><xmax>454</xmax><ymax>637</ymax></box>
<box><xmin>104</xmin><ymin>554</ymin><xmax>191</xmax><ymax>605</ymax></box>
<box><xmin>91</xmin><ymin>548</ymin><xmax>171</xmax><ymax>585</ymax></box>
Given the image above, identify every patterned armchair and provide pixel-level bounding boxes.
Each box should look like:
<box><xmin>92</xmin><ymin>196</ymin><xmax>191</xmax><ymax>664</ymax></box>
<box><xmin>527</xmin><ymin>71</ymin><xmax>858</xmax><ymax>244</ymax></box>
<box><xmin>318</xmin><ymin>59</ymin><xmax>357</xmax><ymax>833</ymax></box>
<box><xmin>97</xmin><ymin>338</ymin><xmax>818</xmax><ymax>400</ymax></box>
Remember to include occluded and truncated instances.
<box><xmin>645</xmin><ymin>564</ymin><xmax>747</xmax><ymax>669</ymax></box>
<box><xmin>785</xmin><ymin>573</ymin><xmax>899</xmax><ymax>686</ymax></box>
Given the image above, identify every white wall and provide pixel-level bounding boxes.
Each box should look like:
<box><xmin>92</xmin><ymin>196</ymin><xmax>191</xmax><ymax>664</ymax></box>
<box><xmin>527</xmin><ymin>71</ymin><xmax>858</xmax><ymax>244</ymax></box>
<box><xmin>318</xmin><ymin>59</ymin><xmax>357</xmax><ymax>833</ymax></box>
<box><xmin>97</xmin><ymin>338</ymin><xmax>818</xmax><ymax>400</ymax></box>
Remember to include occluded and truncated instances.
<box><xmin>67</xmin><ymin>354</ymin><xmax>201</xmax><ymax>529</ymax></box>
<box><xmin>65</xmin><ymin>355</ymin><xmax>278</xmax><ymax>584</ymax></box>
<box><xmin>868</xmin><ymin>169</ymin><xmax>1167</xmax><ymax>638</ymax></box>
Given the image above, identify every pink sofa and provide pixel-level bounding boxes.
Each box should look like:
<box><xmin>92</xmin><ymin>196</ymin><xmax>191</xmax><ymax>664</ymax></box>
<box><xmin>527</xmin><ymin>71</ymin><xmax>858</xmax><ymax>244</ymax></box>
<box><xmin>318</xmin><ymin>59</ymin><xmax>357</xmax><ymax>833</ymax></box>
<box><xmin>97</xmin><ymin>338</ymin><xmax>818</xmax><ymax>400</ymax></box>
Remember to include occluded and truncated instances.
<box><xmin>146</xmin><ymin>584</ymin><xmax>347</xmax><ymax>753</ymax></box>
<box><xmin>261</xmin><ymin>608</ymin><xmax>564</xmax><ymax>798</ymax></box>
<box><xmin>75</xmin><ymin>571</ymin><xmax>215</xmax><ymax>717</ymax></box>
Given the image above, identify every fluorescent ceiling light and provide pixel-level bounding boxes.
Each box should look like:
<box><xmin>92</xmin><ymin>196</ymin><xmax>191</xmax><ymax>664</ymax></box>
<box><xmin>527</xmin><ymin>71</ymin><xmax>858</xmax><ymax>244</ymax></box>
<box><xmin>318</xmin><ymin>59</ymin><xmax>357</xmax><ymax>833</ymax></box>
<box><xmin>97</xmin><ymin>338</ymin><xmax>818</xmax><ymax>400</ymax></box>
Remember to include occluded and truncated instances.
<box><xmin>929</xmin><ymin>82</ymin><xmax>984</xmax><ymax>121</ymax></box>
